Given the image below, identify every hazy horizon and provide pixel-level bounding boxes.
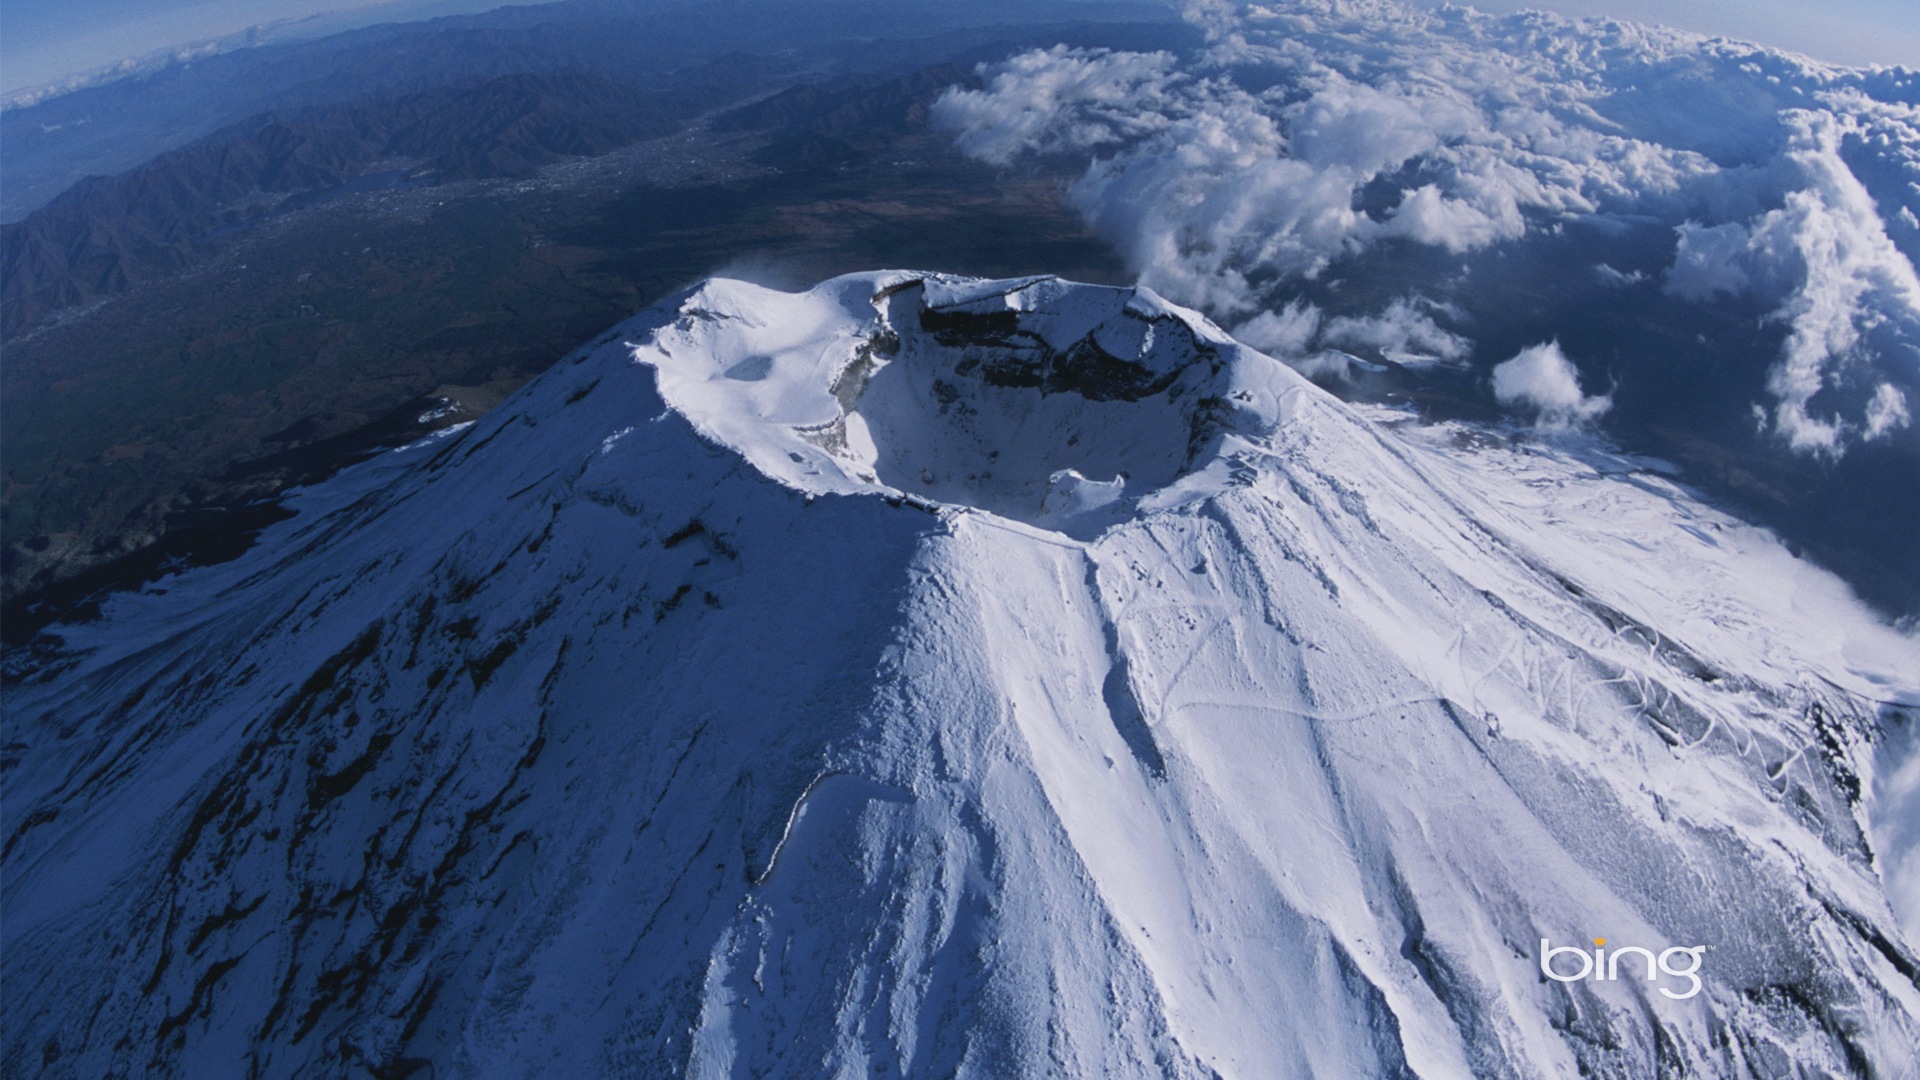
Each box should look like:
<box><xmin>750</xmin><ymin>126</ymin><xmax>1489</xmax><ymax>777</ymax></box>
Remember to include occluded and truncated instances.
<box><xmin>3</xmin><ymin>0</ymin><xmax>1915</xmax><ymax>99</ymax></box>
<box><xmin>0</xmin><ymin>0</ymin><xmax>525</xmax><ymax>96</ymax></box>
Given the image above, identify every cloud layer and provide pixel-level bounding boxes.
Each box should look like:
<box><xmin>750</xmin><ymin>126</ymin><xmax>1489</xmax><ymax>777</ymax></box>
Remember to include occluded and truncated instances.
<box><xmin>933</xmin><ymin>0</ymin><xmax>1920</xmax><ymax>458</ymax></box>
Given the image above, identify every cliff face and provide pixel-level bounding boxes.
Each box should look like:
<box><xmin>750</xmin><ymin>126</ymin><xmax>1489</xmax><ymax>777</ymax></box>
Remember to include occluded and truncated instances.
<box><xmin>4</xmin><ymin>272</ymin><xmax>1916</xmax><ymax>1077</ymax></box>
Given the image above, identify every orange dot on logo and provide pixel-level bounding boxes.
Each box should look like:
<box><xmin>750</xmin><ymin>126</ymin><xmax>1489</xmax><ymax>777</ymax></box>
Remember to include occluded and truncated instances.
<box><xmin>1593</xmin><ymin>938</ymin><xmax>1607</xmax><ymax>946</ymax></box>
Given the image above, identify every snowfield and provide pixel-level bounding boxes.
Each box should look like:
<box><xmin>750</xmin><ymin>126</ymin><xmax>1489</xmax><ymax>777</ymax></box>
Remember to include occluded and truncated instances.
<box><xmin>4</xmin><ymin>271</ymin><xmax>1917</xmax><ymax>1077</ymax></box>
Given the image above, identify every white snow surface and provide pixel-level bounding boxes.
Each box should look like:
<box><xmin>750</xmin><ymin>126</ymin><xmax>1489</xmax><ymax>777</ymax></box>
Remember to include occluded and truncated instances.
<box><xmin>4</xmin><ymin>271</ymin><xmax>1918</xmax><ymax>1078</ymax></box>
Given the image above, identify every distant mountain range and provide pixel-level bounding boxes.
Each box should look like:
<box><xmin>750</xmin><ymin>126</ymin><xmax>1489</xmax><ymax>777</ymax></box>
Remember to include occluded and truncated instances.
<box><xmin>3</xmin><ymin>72</ymin><xmax>698</xmax><ymax>335</ymax></box>
<box><xmin>0</xmin><ymin>58</ymin><xmax>1020</xmax><ymax>336</ymax></box>
<box><xmin>0</xmin><ymin>0</ymin><xmax>1176</xmax><ymax>221</ymax></box>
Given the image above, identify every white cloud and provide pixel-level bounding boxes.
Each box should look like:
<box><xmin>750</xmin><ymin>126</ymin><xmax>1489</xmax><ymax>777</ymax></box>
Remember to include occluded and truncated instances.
<box><xmin>1286</xmin><ymin>75</ymin><xmax>1474</xmax><ymax>175</ymax></box>
<box><xmin>933</xmin><ymin>15</ymin><xmax>1704</xmax><ymax>314</ymax></box>
<box><xmin>1321</xmin><ymin>298</ymin><xmax>1469</xmax><ymax>363</ymax></box>
<box><xmin>1594</xmin><ymin>264</ymin><xmax>1647</xmax><ymax>287</ymax></box>
<box><xmin>1761</xmin><ymin>112</ymin><xmax>1920</xmax><ymax>456</ymax></box>
<box><xmin>931</xmin><ymin>46</ymin><xmax>1184</xmax><ymax>167</ymax></box>
<box><xmin>1233</xmin><ymin>301</ymin><xmax>1372</xmax><ymax>380</ymax></box>
<box><xmin>1491</xmin><ymin>341</ymin><xmax>1612</xmax><ymax>428</ymax></box>
<box><xmin>1866</xmin><ymin>382</ymin><xmax>1912</xmax><ymax>440</ymax></box>
<box><xmin>1233</xmin><ymin>300</ymin><xmax>1322</xmax><ymax>357</ymax></box>
<box><xmin>934</xmin><ymin>0</ymin><xmax>1920</xmax><ymax>458</ymax></box>
<box><xmin>1665</xmin><ymin>109</ymin><xmax>1920</xmax><ymax>455</ymax></box>
<box><xmin>1232</xmin><ymin>295</ymin><xmax>1468</xmax><ymax>377</ymax></box>
<box><xmin>1666</xmin><ymin>221</ymin><xmax>1775</xmax><ymax>301</ymax></box>
<box><xmin>1377</xmin><ymin>182</ymin><xmax>1521</xmax><ymax>253</ymax></box>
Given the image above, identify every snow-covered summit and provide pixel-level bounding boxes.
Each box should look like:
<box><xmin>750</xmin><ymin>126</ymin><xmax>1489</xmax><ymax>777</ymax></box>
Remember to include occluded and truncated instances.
<box><xmin>3</xmin><ymin>272</ymin><xmax>1918</xmax><ymax>1077</ymax></box>
<box><xmin>640</xmin><ymin>271</ymin><xmax>1297</xmax><ymax>531</ymax></box>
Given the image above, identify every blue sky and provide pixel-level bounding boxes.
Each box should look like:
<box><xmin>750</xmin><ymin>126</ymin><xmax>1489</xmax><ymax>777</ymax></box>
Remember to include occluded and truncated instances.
<box><xmin>2</xmin><ymin>0</ymin><xmax>1916</xmax><ymax>97</ymax></box>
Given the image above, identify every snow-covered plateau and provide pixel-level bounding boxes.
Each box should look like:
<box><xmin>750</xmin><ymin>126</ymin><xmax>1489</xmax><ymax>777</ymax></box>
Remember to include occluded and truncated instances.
<box><xmin>4</xmin><ymin>271</ymin><xmax>1918</xmax><ymax>1078</ymax></box>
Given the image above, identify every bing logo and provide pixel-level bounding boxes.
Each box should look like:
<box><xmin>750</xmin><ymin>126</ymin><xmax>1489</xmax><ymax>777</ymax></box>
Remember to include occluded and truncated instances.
<box><xmin>1540</xmin><ymin>937</ymin><xmax>1706</xmax><ymax>1000</ymax></box>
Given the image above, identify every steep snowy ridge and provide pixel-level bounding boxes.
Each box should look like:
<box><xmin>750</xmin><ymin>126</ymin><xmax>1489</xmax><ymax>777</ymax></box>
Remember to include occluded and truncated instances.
<box><xmin>3</xmin><ymin>272</ymin><xmax>1917</xmax><ymax>1077</ymax></box>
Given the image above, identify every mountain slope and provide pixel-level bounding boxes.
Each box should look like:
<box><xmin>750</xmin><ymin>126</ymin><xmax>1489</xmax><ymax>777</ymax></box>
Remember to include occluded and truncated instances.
<box><xmin>4</xmin><ymin>272</ymin><xmax>1917</xmax><ymax>1076</ymax></box>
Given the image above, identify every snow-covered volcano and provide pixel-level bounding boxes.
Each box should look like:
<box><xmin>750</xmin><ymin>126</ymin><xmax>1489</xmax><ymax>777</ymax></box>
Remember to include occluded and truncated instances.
<box><xmin>4</xmin><ymin>272</ymin><xmax>1918</xmax><ymax>1077</ymax></box>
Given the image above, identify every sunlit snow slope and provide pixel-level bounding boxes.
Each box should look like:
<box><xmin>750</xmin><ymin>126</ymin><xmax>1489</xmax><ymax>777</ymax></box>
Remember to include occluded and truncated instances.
<box><xmin>5</xmin><ymin>272</ymin><xmax>1918</xmax><ymax>1078</ymax></box>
